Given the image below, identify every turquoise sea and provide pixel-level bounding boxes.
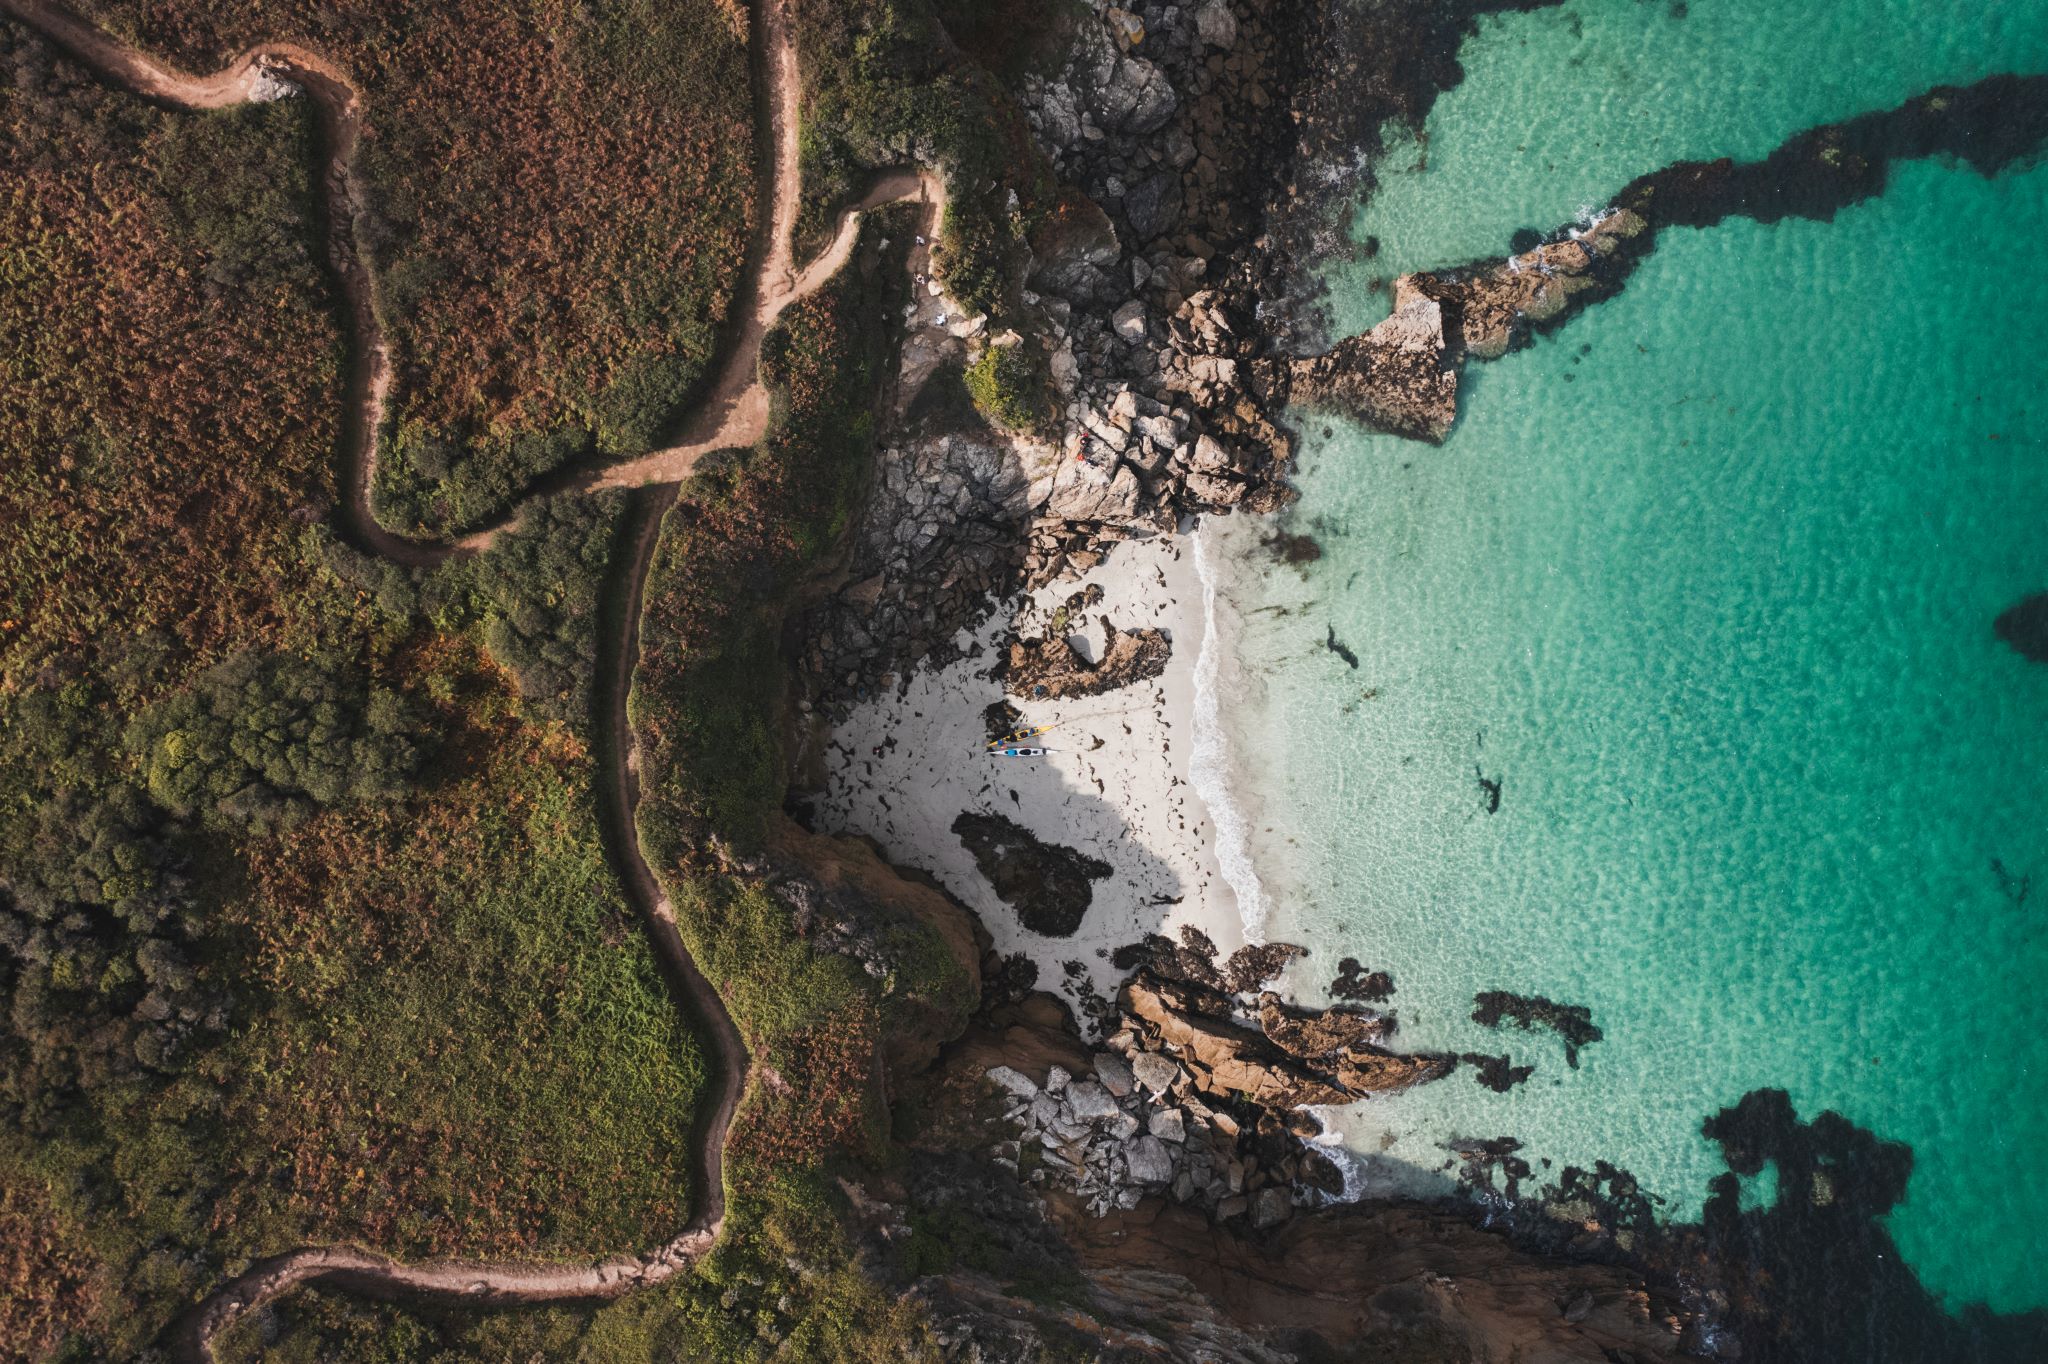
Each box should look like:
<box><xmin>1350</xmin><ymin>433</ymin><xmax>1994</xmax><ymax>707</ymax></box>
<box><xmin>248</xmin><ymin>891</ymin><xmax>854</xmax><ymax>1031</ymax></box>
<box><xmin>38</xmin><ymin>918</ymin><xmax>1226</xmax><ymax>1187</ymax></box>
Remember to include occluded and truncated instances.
<box><xmin>1205</xmin><ymin>0</ymin><xmax>2048</xmax><ymax>1319</ymax></box>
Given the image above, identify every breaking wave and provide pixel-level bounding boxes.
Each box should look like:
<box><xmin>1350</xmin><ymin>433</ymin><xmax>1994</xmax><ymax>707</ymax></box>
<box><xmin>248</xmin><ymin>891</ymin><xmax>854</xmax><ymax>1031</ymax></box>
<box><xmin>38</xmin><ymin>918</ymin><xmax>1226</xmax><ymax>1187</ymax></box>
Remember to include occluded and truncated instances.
<box><xmin>1189</xmin><ymin>525</ymin><xmax>1272</xmax><ymax>940</ymax></box>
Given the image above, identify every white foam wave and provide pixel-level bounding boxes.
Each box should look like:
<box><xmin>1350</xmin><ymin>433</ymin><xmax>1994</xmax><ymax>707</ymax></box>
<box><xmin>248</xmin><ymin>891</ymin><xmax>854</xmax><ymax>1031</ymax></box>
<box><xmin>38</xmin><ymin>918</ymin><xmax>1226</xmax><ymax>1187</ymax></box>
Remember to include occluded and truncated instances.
<box><xmin>1190</xmin><ymin>525</ymin><xmax>1272</xmax><ymax>940</ymax></box>
<box><xmin>1304</xmin><ymin>1105</ymin><xmax>1370</xmax><ymax>1203</ymax></box>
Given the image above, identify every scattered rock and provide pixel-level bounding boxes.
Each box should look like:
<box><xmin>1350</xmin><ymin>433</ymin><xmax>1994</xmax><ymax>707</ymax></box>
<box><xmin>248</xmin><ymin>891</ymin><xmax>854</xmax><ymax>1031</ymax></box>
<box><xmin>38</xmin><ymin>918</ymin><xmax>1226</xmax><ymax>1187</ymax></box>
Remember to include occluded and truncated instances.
<box><xmin>1094</xmin><ymin>1052</ymin><xmax>1135</xmax><ymax>1097</ymax></box>
<box><xmin>1251</xmin><ymin>1186</ymin><xmax>1292</xmax><ymax>1229</ymax></box>
<box><xmin>1131</xmin><ymin>1051</ymin><xmax>1182</xmax><ymax>1096</ymax></box>
<box><xmin>988</xmin><ymin>1065</ymin><xmax>1039</xmax><ymax>1099</ymax></box>
<box><xmin>1195</xmin><ymin>0</ymin><xmax>1238</xmax><ymax>48</ymax></box>
<box><xmin>1127</xmin><ymin>1134</ymin><xmax>1176</xmax><ymax>1183</ymax></box>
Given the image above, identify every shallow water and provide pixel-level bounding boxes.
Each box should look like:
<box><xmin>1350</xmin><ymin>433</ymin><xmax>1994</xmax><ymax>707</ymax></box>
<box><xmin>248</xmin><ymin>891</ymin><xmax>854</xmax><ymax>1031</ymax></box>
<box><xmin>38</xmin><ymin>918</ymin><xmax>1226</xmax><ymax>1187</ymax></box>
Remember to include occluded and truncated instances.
<box><xmin>1214</xmin><ymin>0</ymin><xmax>2048</xmax><ymax>1314</ymax></box>
<box><xmin>1326</xmin><ymin>0</ymin><xmax>2048</xmax><ymax>327</ymax></box>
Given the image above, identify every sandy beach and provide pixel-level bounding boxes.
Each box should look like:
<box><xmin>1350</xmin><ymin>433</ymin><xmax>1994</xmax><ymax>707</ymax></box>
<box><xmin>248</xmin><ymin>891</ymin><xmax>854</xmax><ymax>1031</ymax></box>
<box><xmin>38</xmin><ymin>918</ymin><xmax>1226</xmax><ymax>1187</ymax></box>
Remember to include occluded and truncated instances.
<box><xmin>809</xmin><ymin>529</ymin><xmax>1249</xmax><ymax>1027</ymax></box>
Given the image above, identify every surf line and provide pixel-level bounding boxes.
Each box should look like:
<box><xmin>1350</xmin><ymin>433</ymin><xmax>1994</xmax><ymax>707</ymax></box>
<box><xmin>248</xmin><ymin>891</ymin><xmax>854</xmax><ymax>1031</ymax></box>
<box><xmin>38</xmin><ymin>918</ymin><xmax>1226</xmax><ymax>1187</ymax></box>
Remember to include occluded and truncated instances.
<box><xmin>1190</xmin><ymin>523</ymin><xmax>1271</xmax><ymax>940</ymax></box>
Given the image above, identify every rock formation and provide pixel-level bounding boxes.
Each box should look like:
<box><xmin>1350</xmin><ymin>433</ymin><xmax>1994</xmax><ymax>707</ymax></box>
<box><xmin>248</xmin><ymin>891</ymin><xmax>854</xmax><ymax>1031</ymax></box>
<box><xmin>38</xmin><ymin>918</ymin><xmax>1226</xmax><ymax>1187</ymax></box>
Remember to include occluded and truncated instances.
<box><xmin>1472</xmin><ymin>989</ymin><xmax>1603</xmax><ymax>1068</ymax></box>
<box><xmin>1003</xmin><ymin>615</ymin><xmax>1171</xmax><ymax>700</ymax></box>
<box><xmin>758</xmin><ymin>817</ymin><xmax>986</xmax><ymax>1075</ymax></box>
<box><xmin>951</xmin><ymin>811</ymin><xmax>1113</xmax><ymax>937</ymax></box>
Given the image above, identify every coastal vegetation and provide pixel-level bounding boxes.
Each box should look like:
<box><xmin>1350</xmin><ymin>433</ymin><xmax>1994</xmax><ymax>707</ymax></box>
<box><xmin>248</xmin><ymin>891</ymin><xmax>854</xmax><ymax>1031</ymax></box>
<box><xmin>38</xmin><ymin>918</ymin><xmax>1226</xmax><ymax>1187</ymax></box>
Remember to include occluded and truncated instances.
<box><xmin>794</xmin><ymin>0</ymin><xmax>1052</xmax><ymax>322</ymax></box>
<box><xmin>0</xmin><ymin>27</ymin><xmax>716</xmax><ymax>1355</ymax></box>
<box><xmin>75</xmin><ymin>0</ymin><xmax>757</xmax><ymax>537</ymax></box>
<box><xmin>963</xmin><ymin>342</ymin><xmax>1052</xmax><ymax>434</ymax></box>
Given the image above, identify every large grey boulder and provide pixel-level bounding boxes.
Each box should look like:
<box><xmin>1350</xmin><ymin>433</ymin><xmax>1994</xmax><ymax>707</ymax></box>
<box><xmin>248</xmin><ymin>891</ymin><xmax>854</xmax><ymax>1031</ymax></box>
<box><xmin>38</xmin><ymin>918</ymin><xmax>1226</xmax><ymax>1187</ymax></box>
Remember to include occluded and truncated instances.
<box><xmin>1094</xmin><ymin>1053</ymin><xmax>1136</xmax><ymax>1097</ymax></box>
<box><xmin>1127</xmin><ymin>1135</ymin><xmax>1176</xmax><ymax>1184</ymax></box>
<box><xmin>1067</xmin><ymin>1080</ymin><xmax>1120</xmax><ymax>1121</ymax></box>
<box><xmin>1046</xmin><ymin>459</ymin><xmax>1142</xmax><ymax>523</ymax></box>
<box><xmin>1131</xmin><ymin>1052</ymin><xmax>1181</xmax><ymax>1095</ymax></box>
<box><xmin>1196</xmin><ymin>1</ymin><xmax>1238</xmax><ymax>48</ymax></box>
<box><xmin>1123</xmin><ymin>169</ymin><xmax>1182</xmax><ymax>242</ymax></box>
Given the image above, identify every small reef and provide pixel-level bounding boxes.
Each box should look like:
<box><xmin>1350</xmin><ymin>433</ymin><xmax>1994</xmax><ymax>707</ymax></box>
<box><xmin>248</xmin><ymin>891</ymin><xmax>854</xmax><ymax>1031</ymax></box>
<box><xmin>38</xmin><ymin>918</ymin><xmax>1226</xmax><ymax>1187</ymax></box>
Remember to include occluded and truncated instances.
<box><xmin>1472</xmin><ymin>989</ymin><xmax>1603</xmax><ymax>1068</ymax></box>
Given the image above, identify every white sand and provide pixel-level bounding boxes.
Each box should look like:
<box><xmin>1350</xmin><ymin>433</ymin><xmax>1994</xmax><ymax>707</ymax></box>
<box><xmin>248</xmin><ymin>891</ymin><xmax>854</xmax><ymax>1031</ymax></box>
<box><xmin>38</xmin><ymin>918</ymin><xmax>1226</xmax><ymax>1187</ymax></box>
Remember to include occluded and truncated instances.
<box><xmin>810</xmin><ymin>531</ymin><xmax>1249</xmax><ymax>1028</ymax></box>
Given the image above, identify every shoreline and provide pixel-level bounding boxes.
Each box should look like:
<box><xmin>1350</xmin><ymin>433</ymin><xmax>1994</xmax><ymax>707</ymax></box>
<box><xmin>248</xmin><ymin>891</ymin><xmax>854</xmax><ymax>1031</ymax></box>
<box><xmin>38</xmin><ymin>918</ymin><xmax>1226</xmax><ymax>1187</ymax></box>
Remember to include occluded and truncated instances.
<box><xmin>808</xmin><ymin>530</ymin><xmax>1249</xmax><ymax>1027</ymax></box>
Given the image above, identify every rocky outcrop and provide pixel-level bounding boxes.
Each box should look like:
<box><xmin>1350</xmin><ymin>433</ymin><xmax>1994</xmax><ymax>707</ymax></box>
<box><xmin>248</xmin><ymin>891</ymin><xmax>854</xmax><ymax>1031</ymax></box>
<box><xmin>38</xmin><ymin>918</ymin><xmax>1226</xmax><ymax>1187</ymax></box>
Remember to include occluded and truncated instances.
<box><xmin>1287</xmin><ymin>282</ymin><xmax>1459</xmax><ymax>441</ymax></box>
<box><xmin>1422</xmin><ymin>207</ymin><xmax>1649</xmax><ymax>358</ymax></box>
<box><xmin>1126</xmin><ymin>970</ymin><xmax>1450</xmax><ymax>1107</ymax></box>
<box><xmin>951</xmin><ymin>811</ymin><xmax>1113</xmax><ymax>937</ymax></box>
<box><xmin>1996</xmin><ymin>592</ymin><xmax>2048</xmax><ymax>663</ymax></box>
<box><xmin>1286</xmin><ymin>210</ymin><xmax>1645</xmax><ymax>440</ymax></box>
<box><xmin>1003</xmin><ymin>615</ymin><xmax>1171</xmax><ymax>700</ymax></box>
<box><xmin>983</xmin><ymin>1034</ymin><xmax>1349</xmax><ymax>1226</ymax></box>
<box><xmin>1049</xmin><ymin>1197</ymin><xmax>1694</xmax><ymax>1364</ymax></box>
<box><xmin>1292</xmin><ymin>73</ymin><xmax>2048</xmax><ymax>446</ymax></box>
<box><xmin>795</xmin><ymin>428</ymin><xmax>1040</xmax><ymax>718</ymax></box>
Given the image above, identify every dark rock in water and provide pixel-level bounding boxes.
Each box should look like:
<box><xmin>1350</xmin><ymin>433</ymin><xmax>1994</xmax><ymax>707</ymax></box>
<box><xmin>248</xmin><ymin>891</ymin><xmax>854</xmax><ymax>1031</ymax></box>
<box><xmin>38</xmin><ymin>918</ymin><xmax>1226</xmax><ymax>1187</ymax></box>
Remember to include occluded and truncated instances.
<box><xmin>1476</xmin><ymin>765</ymin><xmax>1503</xmax><ymax>814</ymax></box>
<box><xmin>1450</xmin><ymin>1135</ymin><xmax>1533</xmax><ymax>1195</ymax></box>
<box><xmin>1995</xmin><ymin>592</ymin><xmax>2048</xmax><ymax>663</ymax></box>
<box><xmin>1220</xmin><ymin>940</ymin><xmax>1308</xmax><ymax>993</ymax></box>
<box><xmin>1509</xmin><ymin>226</ymin><xmax>1545</xmax><ymax>253</ymax></box>
<box><xmin>1460</xmin><ymin>1051</ymin><xmax>1535</xmax><ymax>1092</ymax></box>
<box><xmin>1263</xmin><ymin>531</ymin><xmax>1323</xmax><ymax>565</ymax></box>
<box><xmin>1114</xmin><ymin>924</ymin><xmax>1307</xmax><ymax>996</ymax></box>
<box><xmin>1472</xmin><ymin>990</ymin><xmax>1602</xmax><ymax>1068</ymax></box>
<box><xmin>1324</xmin><ymin>625</ymin><xmax>1360</xmax><ymax>669</ymax></box>
<box><xmin>952</xmin><ymin>811</ymin><xmax>1111</xmax><ymax>937</ymax></box>
<box><xmin>1331</xmin><ymin>957</ymin><xmax>1394</xmax><ymax>1003</ymax></box>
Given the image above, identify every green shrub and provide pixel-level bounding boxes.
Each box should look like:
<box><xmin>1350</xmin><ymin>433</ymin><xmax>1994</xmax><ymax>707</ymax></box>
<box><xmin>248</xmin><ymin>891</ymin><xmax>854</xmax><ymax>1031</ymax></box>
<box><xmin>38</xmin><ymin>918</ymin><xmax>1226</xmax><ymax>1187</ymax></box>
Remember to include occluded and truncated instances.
<box><xmin>963</xmin><ymin>344</ymin><xmax>1047</xmax><ymax>433</ymax></box>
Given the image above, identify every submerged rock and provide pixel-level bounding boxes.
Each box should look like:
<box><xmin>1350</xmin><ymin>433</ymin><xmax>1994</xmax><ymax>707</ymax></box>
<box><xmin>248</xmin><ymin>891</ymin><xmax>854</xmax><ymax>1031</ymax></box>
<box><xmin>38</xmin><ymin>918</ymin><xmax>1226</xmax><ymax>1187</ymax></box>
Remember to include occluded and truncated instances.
<box><xmin>1330</xmin><ymin>957</ymin><xmax>1394</xmax><ymax>1003</ymax></box>
<box><xmin>1472</xmin><ymin>990</ymin><xmax>1604</xmax><ymax>1068</ymax></box>
<box><xmin>1995</xmin><ymin>592</ymin><xmax>2048</xmax><ymax>663</ymax></box>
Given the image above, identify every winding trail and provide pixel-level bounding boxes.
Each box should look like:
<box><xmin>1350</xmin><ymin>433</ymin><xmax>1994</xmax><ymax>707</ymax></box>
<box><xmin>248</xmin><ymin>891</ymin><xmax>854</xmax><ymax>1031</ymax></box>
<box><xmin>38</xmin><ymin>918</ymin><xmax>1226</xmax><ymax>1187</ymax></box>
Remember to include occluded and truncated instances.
<box><xmin>0</xmin><ymin>0</ymin><xmax>941</xmax><ymax>558</ymax></box>
<box><xmin>0</xmin><ymin>0</ymin><xmax>946</xmax><ymax>1356</ymax></box>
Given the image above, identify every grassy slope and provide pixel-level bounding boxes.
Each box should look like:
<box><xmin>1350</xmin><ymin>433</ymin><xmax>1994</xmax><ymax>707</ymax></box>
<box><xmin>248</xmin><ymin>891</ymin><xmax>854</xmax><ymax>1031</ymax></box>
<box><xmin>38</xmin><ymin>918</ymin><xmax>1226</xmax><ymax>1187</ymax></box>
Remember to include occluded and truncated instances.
<box><xmin>0</xmin><ymin>29</ymin><xmax>707</xmax><ymax>1359</ymax></box>
<box><xmin>78</xmin><ymin>0</ymin><xmax>756</xmax><ymax>536</ymax></box>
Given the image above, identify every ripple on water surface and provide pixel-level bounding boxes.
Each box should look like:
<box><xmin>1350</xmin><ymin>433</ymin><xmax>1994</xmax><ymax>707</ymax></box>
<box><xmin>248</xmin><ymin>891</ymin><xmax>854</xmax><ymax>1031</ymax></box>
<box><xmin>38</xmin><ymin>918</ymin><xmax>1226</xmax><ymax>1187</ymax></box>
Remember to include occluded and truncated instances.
<box><xmin>1328</xmin><ymin>0</ymin><xmax>2048</xmax><ymax>324</ymax></box>
<box><xmin>1223</xmin><ymin>138</ymin><xmax>2048</xmax><ymax>1316</ymax></box>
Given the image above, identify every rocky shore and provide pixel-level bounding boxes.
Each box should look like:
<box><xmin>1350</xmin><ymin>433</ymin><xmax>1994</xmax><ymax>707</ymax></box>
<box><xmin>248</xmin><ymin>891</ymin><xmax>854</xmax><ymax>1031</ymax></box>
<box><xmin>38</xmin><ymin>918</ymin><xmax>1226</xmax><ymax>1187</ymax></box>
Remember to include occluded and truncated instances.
<box><xmin>776</xmin><ymin>5</ymin><xmax>2048</xmax><ymax>1361</ymax></box>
